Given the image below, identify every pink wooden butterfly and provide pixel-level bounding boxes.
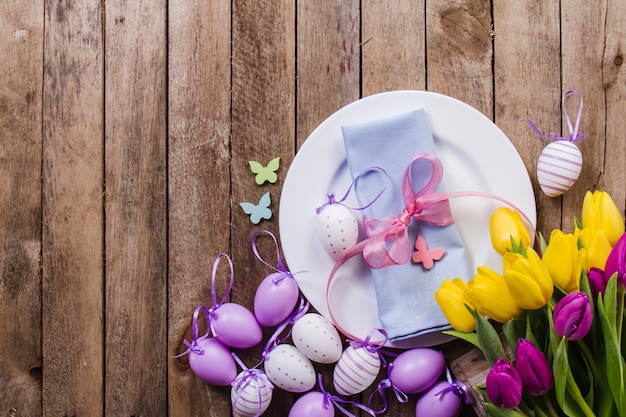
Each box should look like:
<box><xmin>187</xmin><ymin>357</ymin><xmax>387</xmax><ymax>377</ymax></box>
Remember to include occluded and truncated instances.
<box><xmin>411</xmin><ymin>235</ymin><xmax>446</xmax><ymax>270</ymax></box>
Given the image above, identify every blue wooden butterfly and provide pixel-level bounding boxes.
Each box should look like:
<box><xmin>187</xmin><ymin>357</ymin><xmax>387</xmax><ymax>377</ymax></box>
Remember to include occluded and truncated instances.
<box><xmin>249</xmin><ymin>157</ymin><xmax>280</xmax><ymax>185</ymax></box>
<box><xmin>240</xmin><ymin>192</ymin><xmax>272</xmax><ymax>224</ymax></box>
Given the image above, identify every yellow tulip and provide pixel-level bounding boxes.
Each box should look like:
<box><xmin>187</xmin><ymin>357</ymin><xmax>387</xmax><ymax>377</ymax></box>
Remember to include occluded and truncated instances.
<box><xmin>503</xmin><ymin>248</ymin><xmax>554</xmax><ymax>310</ymax></box>
<box><xmin>489</xmin><ymin>207</ymin><xmax>532</xmax><ymax>255</ymax></box>
<box><xmin>541</xmin><ymin>229</ymin><xmax>582</xmax><ymax>293</ymax></box>
<box><xmin>465</xmin><ymin>266</ymin><xmax>523</xmax><ymax>323</ymax></box>
<box><xmin>575</xmin><ymin>227</ymin><xmax>612</xmax><ymax>270</ymax></box>
<box><xmin>434</xmin><ymin>278</ymin><xmax>476</xmax><ymax>333</ymax></box>
<box><xmin>582</xmin><ymin>190</ymin><xmax>625</xmax><ymax>246</ymax></box>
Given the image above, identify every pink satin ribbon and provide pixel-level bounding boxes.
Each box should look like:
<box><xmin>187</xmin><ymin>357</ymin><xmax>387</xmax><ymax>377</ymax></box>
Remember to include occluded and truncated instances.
<box><xmin>325</xmin><ymin>153</ymin><xmax>538</xmax><ymax>342</ymax></box>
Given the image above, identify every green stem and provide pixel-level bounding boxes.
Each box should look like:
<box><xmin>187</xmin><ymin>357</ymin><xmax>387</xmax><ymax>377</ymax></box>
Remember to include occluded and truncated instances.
<box><xmin>575</xmin><ymin>338</ymin><xmax>601</xmax><ymax>382</ymax></box>
<box><xmin>542</xmin><ymin>394</ymin><xmax>560</xmax><ymax>417</ymax></box>
<box><xmin>617</xmin><ymin>284</ymin><xmax>624</xmax><ymax>348</ymax></box>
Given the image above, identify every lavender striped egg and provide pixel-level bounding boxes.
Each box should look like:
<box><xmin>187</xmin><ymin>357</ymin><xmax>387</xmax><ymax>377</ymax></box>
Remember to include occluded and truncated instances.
<box><xmin>231</xmin><ymin>369</ymin><xmax>273</xmax><ymax>417</ymax></box>
<box><xmin>536</xmin><ymin>141</ymin><xmax>582</xmax><ymax>197</ymax></box>
<box><xmin>332</xmin><ymin>345</ymin><xmax>381</xmax><ymax>395</ymax></box>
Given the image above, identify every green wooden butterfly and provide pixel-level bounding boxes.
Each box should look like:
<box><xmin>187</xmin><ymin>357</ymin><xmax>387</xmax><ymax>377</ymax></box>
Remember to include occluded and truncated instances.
<box><xmin>249</xmin><ymin>157</ymin><xmax>280</xmax><ymax>185</ymax></box>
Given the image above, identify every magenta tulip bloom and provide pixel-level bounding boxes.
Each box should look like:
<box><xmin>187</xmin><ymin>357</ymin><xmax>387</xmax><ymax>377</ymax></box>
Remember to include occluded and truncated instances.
<box><xmin>587</xmin><ymin>267</ymin><xmax>608</xmax><ymax>298</ymax></box>
<box><xmin>486</xmin><ymin>358</ymin><xmax>523</xmax><ymax>409</ymax></box>
<box><xmin>515</xmin><ymin>339</ymin><xmax>553</xmax><ymax>395</ymax></box>
<box><xmin>553</xmin><ymin>292</ymin><xmax>593</xmax><ymax>341</ymax></box>
<box><xmin>605</xmin><ymin>232</ymin><xmax>626</xmax><ymax>284</ymax></box>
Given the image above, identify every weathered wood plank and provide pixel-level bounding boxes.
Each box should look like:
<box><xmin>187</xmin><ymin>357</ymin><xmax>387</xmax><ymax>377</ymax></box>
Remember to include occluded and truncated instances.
<box><xmin>104</xmin><ymin>1</ymin><xmax>167</xmax><ymax>415</ymax></box>
<box><xmin>167</xmin><ymin>1</ymin><xmax>233</xmax><ymax>416</ymax></box>
<box><xmin>562</xmin><ymin>0</ymin><xmax>625</xmax><ymax>221</ymax></box>
<box><xmin>426</xmin><ymin>0</ymin><xmax>493</xmax><ymax>118</ymax></box>
<box><xmin>362</xmin><ymin>0</ymin><xmax>425</xmax><ymax>96</ymax></box>
<box><xmin>231</xmin><ymin>0</ymin><xmax>296</xmax><ymax>414</ymax></box>
<box><xmin>493</xmin><ymin>0</ymin><xmax>562</xmax><ymax>233</ymax></box>
<box><xmin>0</xmin><ymin>2</ymin><xmax>44</xmax><ymax>415</ymax></box>
<box><xmin>41</xmin><ymin>1</ymin><xmax>104</xmax><ymax>415</ymax></box>
<box><xmin>296</xmin><ymin>0</ymin><xmax>360</xmax><ymax>147</ymax></box>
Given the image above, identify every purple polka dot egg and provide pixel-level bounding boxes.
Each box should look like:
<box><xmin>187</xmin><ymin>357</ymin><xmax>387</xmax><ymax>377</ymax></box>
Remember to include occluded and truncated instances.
<box><xmin>264</xmin><ymin>344</ymin><xmax>316</xmax><ymax>393</ymax></box>
<box><xmin>315</xmin><ymin>203</ymin><xmax>359</xmax><ymax>260</ymax></box>
<box><xmin>292</xmin><ymin>313</ymin><xmax>342</xmax><ymax>364</ymax></box>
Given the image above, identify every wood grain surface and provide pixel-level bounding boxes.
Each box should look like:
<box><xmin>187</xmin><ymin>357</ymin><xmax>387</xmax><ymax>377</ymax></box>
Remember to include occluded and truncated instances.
<box><xmin>0</xmin><ymin>1</ymin><xmax>624</xmax><ymax>416</ymax></box>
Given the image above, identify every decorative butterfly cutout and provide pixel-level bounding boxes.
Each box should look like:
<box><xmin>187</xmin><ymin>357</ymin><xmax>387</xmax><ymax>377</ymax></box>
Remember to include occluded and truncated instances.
<box><xmin>240</xmin><ymin>192</ymin><xmax>272</xmax><ymax>224</ymax></box>
<box><xmin>411</xmin><ymin>235</ymin><xmax>446</xmax><ymax>270</ymax></box>
<box><xmin>249</xmin><ymin>157</ymin><xmax>280</xmax><ymax>185</ymax></box>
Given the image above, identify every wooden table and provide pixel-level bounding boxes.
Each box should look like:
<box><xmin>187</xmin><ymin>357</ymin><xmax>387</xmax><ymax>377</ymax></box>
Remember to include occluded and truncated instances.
<box><xmin>1</xmin><ymin>1</ymin><xmax>624</xmax><ymax>416</ymax></box>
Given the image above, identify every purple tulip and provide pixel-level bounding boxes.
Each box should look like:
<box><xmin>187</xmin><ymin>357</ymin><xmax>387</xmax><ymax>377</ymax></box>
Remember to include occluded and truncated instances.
<box><xmin>515</xmin><ymin>339</ymin><xmax>553</xmax><ymax>395</ymax></box>
<box><xmin>587</xmin><ymin>267</ymin><xmax>608</xmax><ymax>299</ymax></box>
<box><xmin>605</xmin><ymin>232</ymin><xmax>626</xmax><ymax>284</ymax></box>
<box><xmin>486</xmin><ymin>358</ymin><xmax>523</xmax><ymax>409</ymax></box>
<box><xmin>553</xmin><ymin>292</ymin><xmax>593</xmax><ymax>341</ymax></box>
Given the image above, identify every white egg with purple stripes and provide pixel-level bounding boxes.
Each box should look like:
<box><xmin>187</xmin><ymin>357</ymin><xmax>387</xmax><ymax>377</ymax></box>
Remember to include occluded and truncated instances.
<box><xmin>231</xmin><ymin>369</ymin><xmax>273</xmax><ymax>417</ymax></box>
<box><xmin>536</xmin><ymin>140</ymin><xmax>582</xmax><ymax>197</ymax></box>
<box><xmin>332</xmin><ymin>345</ymin><xmax>381</xmax><ymax>395</ymax></box>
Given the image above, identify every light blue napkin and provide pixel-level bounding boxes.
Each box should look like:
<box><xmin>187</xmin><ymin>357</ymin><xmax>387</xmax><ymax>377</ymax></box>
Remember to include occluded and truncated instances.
<box><xmin>342</xmin><ymin>109</ymin><xmax>472</xmax><ymax>341</ymax></box>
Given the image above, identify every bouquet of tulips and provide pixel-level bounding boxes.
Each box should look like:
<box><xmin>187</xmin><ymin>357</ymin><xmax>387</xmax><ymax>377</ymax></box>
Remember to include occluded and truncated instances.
<box><xmin>435</xmin><ymin>190</ymin><xmax>626</xmax><ymax>417</ymax></box>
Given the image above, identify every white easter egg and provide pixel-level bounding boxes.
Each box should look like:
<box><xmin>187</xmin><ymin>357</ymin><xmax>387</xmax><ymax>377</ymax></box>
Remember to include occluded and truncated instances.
<box><xmin>537</xmin><ymin>141</ymin><xmax>582</xmax><ymax>197</ymax></box>
<box><xmin>292</xmin><ymin>313</ymin><xmax>343</xmax><ymax>364</ymax></box>
<box><xmin>231</xmin><ymin>369</ymin><xmax>273</xmax><ymax>417</ymax></box>
<box><xmin>264</xmin><ymin>344</ymin><xmax>316</xmax><ymax>393</ymax></box>
<box><xmin>333</xmin><ymin>345</ymin><xmax>381</xmax><ymax>395</ymax></box>
<box><xmin>316</xmin><ymin>204</ymin><xmax>359</xmax><ymax>260</ymax></box>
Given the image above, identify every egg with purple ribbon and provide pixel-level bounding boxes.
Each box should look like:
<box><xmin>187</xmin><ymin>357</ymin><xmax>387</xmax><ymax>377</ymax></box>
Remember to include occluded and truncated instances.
<box><xmin>231</xmin><ymin>369</ymin><xmax>273</xmax><ymax>417</ymax></box>
<box><xmin>288</xmin><ymin>391</ymin><xmax>335</xmax><ymax>417</ymax></box>
<box><xmin>316</xmin><ymin>203</ymin><xmax>359</xmax><ymax>260</ymax></box>
<box><xmin>536</xmin><ymin>140</ymin><xmax>582</xmax><ymax>197</ymax></box>
<box><xmin>188</xmin><ymin>337</ymin><xmax>237</xmax><ymax>386</ymax></box>
<box><xmin>254</xmin><ymin>271</ymin><xmax>300</xmax><ymax>327</ymax></box>
<box><xmin>415</xmin><ymin>380</ymin><xmax>464</xmax><ymax>417</ymax></box>
<box><xmin>333</xmin><ymin>345</ymin><xmax>381</xmax><ymax>395</ymax></box>
<box><xmin>212</xmin><ymin>303</ymin><xmax>263</xmax><ymax>349</ymax></box>
<box><xmin>388</xmin><ymin>348</ymin><xmax>445</xmax><ymax>394</ymax></box>
<box><xmin>292</xmin><ymin>313</ymin><xmax>342</xmax><ymax>364</ymax></box>
<box><xmin>264</xmin><ymin>344</ymin><xmax>316</xmax><ymax>393</ymax></box>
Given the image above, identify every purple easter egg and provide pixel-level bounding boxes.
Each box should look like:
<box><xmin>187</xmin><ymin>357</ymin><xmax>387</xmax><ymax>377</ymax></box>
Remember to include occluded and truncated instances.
<box><xmin>188</xmin><ymin>337</ymin><xmax>237</xmax><ymax>386</ymax></box>
<box><xmin>288</xmin><ymin>391</ymin><xmax>335</xmax><ymax>417</ymax></box>
<box><xmin>388</xmin><ymin>348</ymin><xmax>445</xmax><ymax>394</ymax></box>
<box><xmin>254</xmin><ymin>271</ymin><xmax>299</xmax><ymax>327</ymax></box>
<box><xmin>415</xmin><ymin>381</ymin><xmax>464</xmax><ymax>417</ymax></box>
<box><xmin>212</xmin><ymin>302</ymin><xmax>262</xmax><ymax>348</ymax></box>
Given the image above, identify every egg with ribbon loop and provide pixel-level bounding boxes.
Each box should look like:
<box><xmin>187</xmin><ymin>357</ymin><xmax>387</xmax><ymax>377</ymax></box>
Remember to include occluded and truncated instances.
<box><xmin>254</xmin><ymin>271</ymin><xmax>299</xmax><ymax>327</ymax></box>
<box><xmin>292</xmin><ymin>313</ymin><xmax>342</xmax><ymax>364</ymax></box>
<box><xmin>187</xmin><ymin>337</ymin><xmax>237</xmax><ymax>386</ymax></box>
<box><xmin>288</xmin><ymin>391</ymin><xmax>335</xmax><ymax>417</ymax></box>
<box><xmin>529</xmin><ymin>89</ymin><xmax>585</xmax><ymax>198</ymax></box>
<box><xmin>414</xmin><ymin>380</ymin><xmax>466</xmax><ymax>417</ymax></box>
<box><xmin>332</xmin><ymin>340</ymin><xmax>382</xmax><ymax>396</ymax></box>
<box><xmin>388</xmin><ymin>348</ymin><xmax>445</xmax><ymax>394</ymax></box>
<box><xmin>231</xmin><ymin>368</ymin><xmax>273</xmax><ymax>417</ymax></box>
<box><xmin>211</xmin><ymin>302</ymin><xmax>263</xmax><ymax>349</ymax></box>
<box><xmin>315</xmin><ymin>201</ymin><xmax>359</xmax><ymax>260</ymax></box>
<box><xmin>264</xmin><ymin>344</ymin><xmax>316</xmax><ymax>393</ymax></box>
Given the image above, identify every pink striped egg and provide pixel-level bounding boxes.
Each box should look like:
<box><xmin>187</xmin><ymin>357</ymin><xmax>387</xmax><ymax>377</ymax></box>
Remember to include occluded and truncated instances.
<box><xmin>316</xmin><ymin>204</ymin><xmax>359</xmax><ymax>260</ymax></box>
<box><xmin>536</xmin><ymin>141</ymin><xmax>582</xmax><ymax>197</ymax></box>
<box><xmin>231</xmin><ymin>369</ymin><xmax>273</xmax><ymax>417</ymax></box>
<box><xmin>332</xmin><ymin>345</ymin><xmax>381</xmax><ymax>395</ymax></box>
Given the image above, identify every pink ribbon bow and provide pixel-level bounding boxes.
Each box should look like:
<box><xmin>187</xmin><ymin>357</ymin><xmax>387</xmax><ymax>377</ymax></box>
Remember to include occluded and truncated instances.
<box><xmin>359</xmin><ymin>153</ymin><xmax>454</xmax><ymax>269</ymax></box>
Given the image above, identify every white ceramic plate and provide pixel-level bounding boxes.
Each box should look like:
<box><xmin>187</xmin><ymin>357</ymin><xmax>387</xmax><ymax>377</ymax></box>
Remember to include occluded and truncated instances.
<box><xmin>279</xmin><ymin>90</ymin><xmax>536</xmax><ymax>348</ymax></box>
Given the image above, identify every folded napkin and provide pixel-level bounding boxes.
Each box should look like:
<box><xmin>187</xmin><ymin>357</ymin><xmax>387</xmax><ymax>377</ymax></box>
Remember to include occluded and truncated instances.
<box><xmin>342</xmin><ymin>109</ymin><xmax>472</xmax><ymax>341</ymax></box>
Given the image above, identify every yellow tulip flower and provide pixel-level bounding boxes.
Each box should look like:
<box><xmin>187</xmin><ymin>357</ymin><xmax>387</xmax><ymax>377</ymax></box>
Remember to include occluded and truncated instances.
<box><xmin>582</xmin><ymin>190</ymin><xmax>625</xmax><ymax>246</ymax></box>
<box><xmin>465</xmin><ymin>266</ymin><xmax>523</xmax><ymax>323</ymax></box>
<box><xmin>489</xmin><ymin>207</ymin><xmax>532</xmax><ymax>255</ymax></box>
<box><xmin>541</xmin><ymin>229</ymin><xmax>582</xmax><ymax>293</ymax></box>
<box><xmin>575</xmin><ymin>227</ymin><xmax>612</xmax><ymax>270</ymax></box>
<box><xmin>434</xmin><ymin>278</ymin><xmax>476</xmax><ymax>333</ymax></box>
<box><xmin>503</xmin><ymin>248</ymin><xmax>554</xmax><ymax>310</ymax></box>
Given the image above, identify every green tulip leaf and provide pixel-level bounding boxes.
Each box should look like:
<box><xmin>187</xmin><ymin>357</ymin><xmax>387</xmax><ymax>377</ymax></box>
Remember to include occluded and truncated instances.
<box><xmin>472</xmin><ymin>309</ymin><xmax>507</xmax><ymax>366</ymax></box>
<box><xmin>604</xmin><ymin>274</ymin><xmax>618</xmax><ymax>331</ymax></box>
<box><xmin>597</xmin><ymin>294</ymin><xmax>626</xmax><ymax>416</ymax></box>
<box><xmin>502</xmin><ymin>318</ymin><xmax>525</xmax><ymax>358</ymax></box>
<box><xmin>554</xmin><ymin>337</ymin><xmax>569</xmax><ymax>407</ymax></box>
<box><xmin>485</xmin><ymin>403</ymin><xmax>527</xmax><ymax>416</ymax></box>
<box><xmin>442</xmin><ymin>330</ymin><xmax>480</xmax><ymax>349</ymax></box>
